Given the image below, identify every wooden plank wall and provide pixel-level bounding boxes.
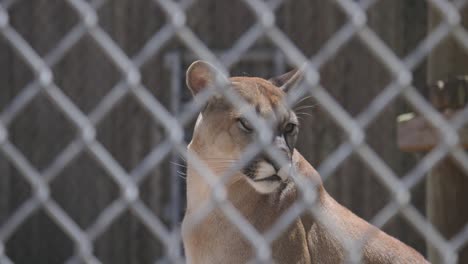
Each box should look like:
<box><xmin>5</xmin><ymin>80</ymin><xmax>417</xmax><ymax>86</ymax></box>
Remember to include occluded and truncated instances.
<box><xmin>0</xmin><ymin>0</ymin><xmax>433</xmax><ymax>263</ymax></box>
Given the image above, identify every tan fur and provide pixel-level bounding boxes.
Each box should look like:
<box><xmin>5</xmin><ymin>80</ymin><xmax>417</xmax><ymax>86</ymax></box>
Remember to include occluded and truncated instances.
<box><xmin>182</xmin><ymin>62</ymin><xmax>429</xmax><ymax>264</ymax></box>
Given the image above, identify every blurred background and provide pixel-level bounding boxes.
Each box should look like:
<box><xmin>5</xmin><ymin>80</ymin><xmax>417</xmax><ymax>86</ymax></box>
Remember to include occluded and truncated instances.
<box><xmin>0</xmin><ymin>0</ymin><xmax>467</xmax><ymax>263</ymax></box>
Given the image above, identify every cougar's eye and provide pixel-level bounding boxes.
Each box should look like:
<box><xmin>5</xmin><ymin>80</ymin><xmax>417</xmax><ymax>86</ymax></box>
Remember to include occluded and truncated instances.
<box><xmin>284</xmin><ymin>123</ymin><xmax>296</xmax><ymax>134</ymax></box>
<box><xmin>238</xmin><ymin>118</ymin><xmax>253</xmax><ymax>132</ymax></box>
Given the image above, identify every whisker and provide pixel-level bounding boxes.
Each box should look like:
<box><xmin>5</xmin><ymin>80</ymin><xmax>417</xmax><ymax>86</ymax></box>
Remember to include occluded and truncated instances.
<box><xmin>294</xmin><ymin>105</ymin><xmax>317</xmax><ymax>111</ymax></box>
<box><xmin>177</xmin><ymin>153</ymin><xmax>187</xmax><ymax>162</ymax></box>
<box><xmin>203</xmin><ymin>158</ymin><xmax>237</xmax><ymax>161</ymax></box>
<box><xmin>296</xmin><ymin>111</ymin><xmax>313</xmax><ymax>116</ymax></box>
<box><xmin>203</xmin><ymin>162</ymin><xmax>237</xmax><ymax>166</ymax></box>
<box><xmin>205</xmin><ymin>167</ymin><xmax>239</xmax><ymax>172</ymax></box>
<box><xmin>202</xmin><ymin>159</ymin><xmax>237</xmax><ymax>162</ymax></box>
<box><xmin>171</xmin><ymin>161</ymin><xmax>187</xmax><ymax>168</ymax></box>
<box><xmin>296</xmin><ymin>112</ymin><xmax>314</xmax><ymax>118</ymax></box>
<box><xmin>294</xmin><ymin>95</ymin><xmax>313</xmax><ymax>105</ymax></box>
<box><xmin>177</xmin><ymin>170</ymin><xmax>187</xmax><ymax>180</ymax></box>
<box><xmin>203</xmin><ymin>160</ymin><xmax>237</xmax><ymax>165</ymax></box>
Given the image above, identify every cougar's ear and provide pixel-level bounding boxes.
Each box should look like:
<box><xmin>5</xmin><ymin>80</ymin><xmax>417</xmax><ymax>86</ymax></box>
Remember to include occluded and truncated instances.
<box><xmin>186</xmin><ymin>60</ymin><xmax>229</xmax><ymax>96</ymax></box>
<box><xmin>269</xmin><ymin>68</ymin><xmax>304</xmax><ymax>93</ymax></box>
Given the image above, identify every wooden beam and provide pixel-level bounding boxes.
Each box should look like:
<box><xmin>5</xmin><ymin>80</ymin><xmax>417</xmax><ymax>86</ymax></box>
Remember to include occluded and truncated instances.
<box><xmin>397</xmin><ymin>110</ymin><xmax>468</xmax><ymax>152</ymax></box>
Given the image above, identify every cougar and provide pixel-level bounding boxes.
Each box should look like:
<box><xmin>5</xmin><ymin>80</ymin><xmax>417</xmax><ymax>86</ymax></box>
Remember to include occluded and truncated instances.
<box><xmin>181</xmin><ymin>60</ymin><xmax>429</xmax><ymax>264</ymax></box>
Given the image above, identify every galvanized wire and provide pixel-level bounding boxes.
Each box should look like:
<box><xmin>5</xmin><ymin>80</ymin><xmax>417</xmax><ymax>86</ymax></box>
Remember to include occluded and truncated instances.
<box><xmin>0</xmin><ymin>0</ymin><xmax>468</xmax><ymax>263</ymax></box>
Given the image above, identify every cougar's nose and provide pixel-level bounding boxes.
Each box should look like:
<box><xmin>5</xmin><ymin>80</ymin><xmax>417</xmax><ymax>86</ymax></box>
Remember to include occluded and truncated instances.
<box><xmin>264</xmin><ymin>136</ymin><xmax>291</xmax><ymax>172</ymax></box>
<box><xmin>274</xmin><ymin>136</ymin><xmax>291</xmax><ymax>158</ymax></box>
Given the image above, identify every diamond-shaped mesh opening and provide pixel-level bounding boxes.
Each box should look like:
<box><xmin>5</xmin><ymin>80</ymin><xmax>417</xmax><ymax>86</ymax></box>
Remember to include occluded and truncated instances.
<box><xmin>365</xmin><ymin>0</ymin><xmax>429</xmax><ymax>58</ymax></box>
<box><xmin>0</xmin><ymin>159</ymin><xmax>32</xmax><ymax>226</ymax></box>
<box><xmin>8</xmin><ymin>93</ymin><xmax>76</xmax><ymax>171</ymax></box>
<box><xmin>397</xmin><ymin>101</ymin><xmax>461</xmax><ymax>154</ymax></box>
<box><xmin>185</xmin><ymin>0</ymin><xmax>256</xmax><ymax>49</ymax></box>
<box><xmin>411</xmin><ymin>57</ymin><xmax>430</xmax><ymax>97</ymax></box>
<box><xmin>97</xmin><ymin>0</ymin><xmax>168</xmax><ymax>57</ymax></box>
<box><xmin>49</xmin><ymin>153</ymin><xmax>120</xmax><ymax>229</ymax></box>
<box><xmin>140</xmin><ymin>51</ymin><xmax>175</xmax><ymax>111</ymax></box>
<box><xmin>53</xmin><ymin>35</ymin><xmax>121</xmax><ymax>114</ymax></box>
<box><xmin>139</xmin><ymin>160</ymin><xmax>172</xmax><ymax>227</ymax></box>
<box><xmin>320</xmin><ymin>36</ymin><xmax>393</xmax><ymax>116</ymax></box>
<box><xmin>296</xmin><ymin>98</ymin><xmax>345</xmax><ymax>166</ymax></box>
<box><xmin>365</xmin><ymin>97</ymin><xmax>421</xmax><ymax>176</ymax></box>
<box><xmin>426</xmin><ymin>158</ymin><xmax>468</xmax><ymax>237</ymax></box>
<box><xmin>5</xmin><ymin>210</ymin><xmax>74</xmax><ymax>264</ymax></box>
<box><xmin>0</xmin><ymin>39</ymin><xmax>35</xmax><ymax>112</ymax></box>
<box><xmin>324</xmin><ymin>154</ymin><xmax>391</xmax><ymax>220</ymax></box>
<box><xmin>96</xmin><ymin>94</ymin><xmax>166</xmax><ymax>172</ymax></box>
<box><xmin>276</xmin><ymin>0</ymin><xmax>347</xmax><ymax>57</ymax></box>
<box><xmin>426</xmin><ymin>35</ymin><xmax>468</xmax><ymax>80</ymax></box>
<box><xmin>94</xmin><ymin>211</ymin><xmax>165</xmax><ymax>264</ymax></box>
<box><xmin>7</xmin><ymin>0</ymin><xmax>79</xmax><ymax>56</ymax></box>
<box><xmin>409</xmin><ymin>175</ymin><xmax>427</xmax><ymax>215</ymax></box>
<box><xmin>410</xmin><ymin>175</ymin><xmax>428</xmax><ymax>229</ymax></box>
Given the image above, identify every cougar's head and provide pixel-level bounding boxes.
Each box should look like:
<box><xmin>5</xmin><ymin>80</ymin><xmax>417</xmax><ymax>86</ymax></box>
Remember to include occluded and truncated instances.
<box><xmin>186</xmin><ymin>60</ymin><xmax>304</xmax><ymax>194</ymax></box>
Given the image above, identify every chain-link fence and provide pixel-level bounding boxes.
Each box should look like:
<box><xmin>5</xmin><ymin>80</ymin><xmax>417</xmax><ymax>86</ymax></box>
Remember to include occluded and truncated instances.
<box><xmin>0</xmin><ymin>0</ymin><xmax>468</xmax><ymax>263</ymax></box>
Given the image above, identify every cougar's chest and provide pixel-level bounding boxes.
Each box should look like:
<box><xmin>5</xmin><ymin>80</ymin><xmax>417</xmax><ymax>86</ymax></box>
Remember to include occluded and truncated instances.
<box><xmin>182</xmin><ymin>183</ymin><xmax>311</xmax><ymax>264</ymax></box>
<box><xmin>182</xmin><ymin>210</ymin><xmax>311</xmax><ymax>264</ymax></box>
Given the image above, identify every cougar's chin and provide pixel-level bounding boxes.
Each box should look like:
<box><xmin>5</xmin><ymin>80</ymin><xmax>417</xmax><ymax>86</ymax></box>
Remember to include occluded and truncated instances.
<box><xmin>245</xmin><ymin>161</ymin><xmax>290</xmax><ymax>194</ymax></box>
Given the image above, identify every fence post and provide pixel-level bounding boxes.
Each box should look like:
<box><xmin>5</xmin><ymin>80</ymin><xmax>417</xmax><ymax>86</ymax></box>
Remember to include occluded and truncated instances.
<box><xmin>398</xmin><ymin>78</ymin><xmax>468</xmax><ymax>263</ymax></box>
<box><xmin>426</xmin><ymin>78</ymin><xmax>468</xmax><ymax>264</ymax></box>
<box><xmin>398</xmin><ymin>4</ymin><xmax>468</xmax><ymax>253</ymax></box>
<box><xmin>426</xmin><ymin>4</ymin><xmax>468</xmax><ymax>263</ymax></box>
